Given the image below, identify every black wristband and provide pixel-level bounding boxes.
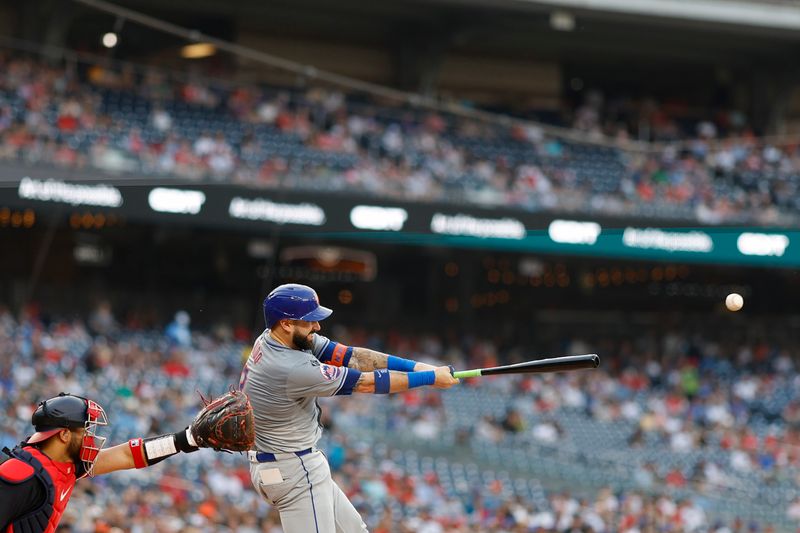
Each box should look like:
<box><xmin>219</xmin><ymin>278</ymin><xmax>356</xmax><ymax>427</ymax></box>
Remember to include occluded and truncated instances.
<box><xmin>174</xmin><ymin>428</ymin><xmax>199</xmax><ymax>454</ymax></box>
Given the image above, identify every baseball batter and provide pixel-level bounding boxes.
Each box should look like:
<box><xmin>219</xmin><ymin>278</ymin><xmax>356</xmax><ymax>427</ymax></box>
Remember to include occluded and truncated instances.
<box><xmin>241</xmin><ymin>284</ymin><xmax>459</xmax><ymax>533</ymax></box>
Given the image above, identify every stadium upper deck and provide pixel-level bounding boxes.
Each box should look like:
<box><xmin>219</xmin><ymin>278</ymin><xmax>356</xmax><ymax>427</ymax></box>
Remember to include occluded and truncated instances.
<box><xmin>1</xmin><ymin>51</ymin><xmax>798</xmax><ymax>226</ymax></box>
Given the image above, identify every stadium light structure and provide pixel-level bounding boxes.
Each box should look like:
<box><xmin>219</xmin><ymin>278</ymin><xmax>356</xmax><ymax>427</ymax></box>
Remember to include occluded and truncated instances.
<box><xmin>181</xmin><ymin>43</ymin><xmax>216</xmax><ymax>59</ymax></box>
<box><xmin>101</xmin><ymin>32</ymin><xmax>118</xmax><ymax>48</ymax></box>
<box><xmin>102</xmin><ymin>16</ymin><xmax>125</xmax><ymax>49</ymax></box>
<box><xmin>550</xmin><ymin>10</ymin><xmax>576</xmax><ymax>31</ymax></box>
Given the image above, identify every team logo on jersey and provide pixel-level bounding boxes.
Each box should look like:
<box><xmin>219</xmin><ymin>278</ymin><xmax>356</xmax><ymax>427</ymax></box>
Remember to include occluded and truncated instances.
<box><xmin>319</xmin><ymin>363</ymin><xmax>342</xmax><ymax>381</ymax></box>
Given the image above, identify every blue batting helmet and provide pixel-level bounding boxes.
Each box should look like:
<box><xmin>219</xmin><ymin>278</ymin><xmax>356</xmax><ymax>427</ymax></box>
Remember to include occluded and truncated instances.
<box><xmin>263</xmin><ymin>284</ymin><xmax>333</xmax><ymax>328</ymax></box>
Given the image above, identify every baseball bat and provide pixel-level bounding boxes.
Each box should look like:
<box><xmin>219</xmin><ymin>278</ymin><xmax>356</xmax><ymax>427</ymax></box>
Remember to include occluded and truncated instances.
<box><xmin>452</xmin><ymin>354</ymin><xmax>599</xmax><ymax>379</ymax></box>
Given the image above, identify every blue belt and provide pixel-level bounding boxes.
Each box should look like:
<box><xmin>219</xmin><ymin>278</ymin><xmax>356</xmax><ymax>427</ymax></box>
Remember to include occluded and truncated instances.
<box><xmin>254</xmin><ymin>448</ymin><xmax>313</xmax><ymax>462</ymax></box>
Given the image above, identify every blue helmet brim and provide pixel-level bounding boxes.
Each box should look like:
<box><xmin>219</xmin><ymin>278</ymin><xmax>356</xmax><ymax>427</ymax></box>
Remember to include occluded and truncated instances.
<box><xmin>300</xmin><ymin>305</ymin><xmax>333</xmax><ymax>323</ymax></box>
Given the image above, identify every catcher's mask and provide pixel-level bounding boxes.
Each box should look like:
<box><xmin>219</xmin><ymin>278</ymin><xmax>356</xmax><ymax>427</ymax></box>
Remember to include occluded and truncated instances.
<box><xmin>27</xmin><ymin>392</ymin><xmax>109</xmax><ymax>477</ymax></box>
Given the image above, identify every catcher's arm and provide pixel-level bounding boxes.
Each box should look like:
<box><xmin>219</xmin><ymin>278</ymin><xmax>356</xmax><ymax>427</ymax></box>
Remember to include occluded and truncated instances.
<box><xmin>92</xmin><ymin>429</ymin><xmax>198</xmax><ymax>476</ymax></box>
<box><xmin>93</xmin><ymin>390</ymin><xmax>255</xmax><ymax>475</ymax></box>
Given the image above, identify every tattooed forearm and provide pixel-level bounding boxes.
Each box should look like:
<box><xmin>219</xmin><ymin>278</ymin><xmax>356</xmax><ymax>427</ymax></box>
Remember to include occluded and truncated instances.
<box><xmin>348</xmin><ymin>347</ymin><xmax>389</xmax><ymax>371</ymax></box>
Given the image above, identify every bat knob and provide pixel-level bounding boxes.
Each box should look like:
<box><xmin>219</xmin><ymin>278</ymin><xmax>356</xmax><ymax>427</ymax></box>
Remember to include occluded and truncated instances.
<box><xmin>448</xmin><ymin>365</ymin><xmax>455</xmax><ymax>376</ymax></box>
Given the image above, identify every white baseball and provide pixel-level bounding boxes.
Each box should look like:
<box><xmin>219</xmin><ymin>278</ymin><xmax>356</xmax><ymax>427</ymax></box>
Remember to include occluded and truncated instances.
<box><xmin>725</xmin><ymin>293</ymin><xmax>744</xmax><ymax>312</ymax></box>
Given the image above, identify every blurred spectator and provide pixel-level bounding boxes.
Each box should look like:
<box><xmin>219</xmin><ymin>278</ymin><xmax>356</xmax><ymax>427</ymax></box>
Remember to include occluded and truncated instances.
<box><xmin>499</xmin><ymin>408</ymin><xmax>525</xmax><ymax>434</ymax></box>
<box><xmin>88</xmin><ymin>300</ymin><xmax>117</xmax><ymax>336</ymax></box>
<box><xmin>531</xmin><ymin>418</ymin><xmax>563</xmax><ymax>444</ymax></box>
<box><xmin>165</xmin><ymin>310</ymin><xmax>191</xmax><ymax>347</ymax></box>
<box><xmin>150</xmin><ymin>105</ymin><xmax>172</xmax><ymax>132</ymax></box>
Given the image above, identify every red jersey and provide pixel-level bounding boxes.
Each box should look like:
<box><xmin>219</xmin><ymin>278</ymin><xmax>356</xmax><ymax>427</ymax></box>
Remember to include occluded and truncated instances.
<box><xmin>0</xmin><ymin>446</ymin><xmax>77</xmax><ymax>533</ymax></box>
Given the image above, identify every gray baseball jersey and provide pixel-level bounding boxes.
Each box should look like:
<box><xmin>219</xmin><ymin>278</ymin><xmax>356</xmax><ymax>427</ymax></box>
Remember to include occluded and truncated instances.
<box><xmin>240</xmin><ymin>329</ymin><xmax>360</xmax><ymax>453</ymax></box>
<box><xmin>242</xmin><ymin>330</ymin><xmax>368</xmax><ymax>532</ymax></box>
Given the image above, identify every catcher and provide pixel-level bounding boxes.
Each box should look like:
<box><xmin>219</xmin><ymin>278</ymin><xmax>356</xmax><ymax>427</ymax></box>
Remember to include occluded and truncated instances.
<box><xmin>0</xmin><ymin>390</ymin><xmax>253</xmax><ymax>533</ymax></box>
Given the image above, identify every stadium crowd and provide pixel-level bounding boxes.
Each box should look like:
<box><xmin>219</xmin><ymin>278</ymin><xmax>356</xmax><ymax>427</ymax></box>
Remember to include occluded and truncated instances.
<box><xmin>1</xmin><ymin>302</ymin><xmax>798</xmax><ymax>532</ymax></box>
<box><xmin>455</xmin><ymin>337</ymin><xmax>800</xmax><ymax>471</ymax></box>
<box><xmin>0</xmin><ymin>52</ymin><xmax>798</xmax><ymax>225</ymax></box>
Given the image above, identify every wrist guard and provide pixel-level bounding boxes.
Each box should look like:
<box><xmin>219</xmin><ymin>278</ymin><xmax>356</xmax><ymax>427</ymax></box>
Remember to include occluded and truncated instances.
<box><xmin>387</xmin><ymin>355</ymin><xmax>418</xmax><ymax>372</ymax></box>
<box><xmin>128</xmin><ymin>429</ymin><xmax>199</xmax><ymax>468</ymax></box>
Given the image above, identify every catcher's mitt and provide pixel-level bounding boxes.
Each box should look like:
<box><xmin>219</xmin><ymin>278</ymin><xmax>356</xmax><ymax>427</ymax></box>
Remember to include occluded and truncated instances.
<box><xmin>191</xmin><ymin>389</ymin><xmax>255</xmax><ymax>452</ymax></box>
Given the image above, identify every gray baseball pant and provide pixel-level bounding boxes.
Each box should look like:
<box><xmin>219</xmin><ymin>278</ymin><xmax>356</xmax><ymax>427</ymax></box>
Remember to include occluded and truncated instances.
<box><xmin>250</xmin><ymin>450</ymin><xmax>368</xmax><ymax>533</ymax></box>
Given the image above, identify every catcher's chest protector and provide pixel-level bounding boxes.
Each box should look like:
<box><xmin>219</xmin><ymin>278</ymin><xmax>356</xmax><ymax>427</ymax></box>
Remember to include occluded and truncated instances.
<box><xmin>1</xmin><ymin>446</ymin><xmax>76</xmax><ymax>533</ymax></box>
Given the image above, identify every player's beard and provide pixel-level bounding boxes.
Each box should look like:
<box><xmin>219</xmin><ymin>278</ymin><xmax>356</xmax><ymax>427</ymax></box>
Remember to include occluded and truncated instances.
<box><xmin>67</xmin><ymin>431</ymin><xmax>83</xmax><ymax>465</ymax></box>
<box><xmin>292</xmin><ymin>329</ymin><xmax>313</xmax><ymax>351</ymax></box>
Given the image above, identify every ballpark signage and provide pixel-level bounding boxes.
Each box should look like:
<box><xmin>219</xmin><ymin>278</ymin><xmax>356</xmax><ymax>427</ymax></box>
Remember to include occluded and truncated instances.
<box><xmin>621</xmin><ymin>227</ymin><xmax>714</xmax><ymax>253</ymax></box>
<box><xmin>736</xmin><ymin>232</ymin><xmax>790</xmax><ymax>257</ymax></box>
<box><xmin>18</xmin><ymin>177</ymin><xmax>123</xmax><ymax>207</ymax></box>
<box><xmin>0</xmin><ymin>170</ymin><xmax>798</xmax><ymax>267</ymax></box>
<box><xmin>148</xmin><ymin>187</ymin><xmax>206</xmax><ymax>215</ymax></box>
<box><xmin>548</xmin><ymin>220</ymin><xmax>602</xmax><ymax>245</ymax></box>
<box><xmin>229</xmin><ymin>196</ymin><xmax>326</xmax><ymax>226</ymax></box>
<box><xmin>430</xmin><ymin>213</ymin><xmax>526</xmax><ymax>239</ymax></box>
<box><xmin>349</xmin><ymin>205</ymin><xmax>407</xmax><ymax>231</ymax></box>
